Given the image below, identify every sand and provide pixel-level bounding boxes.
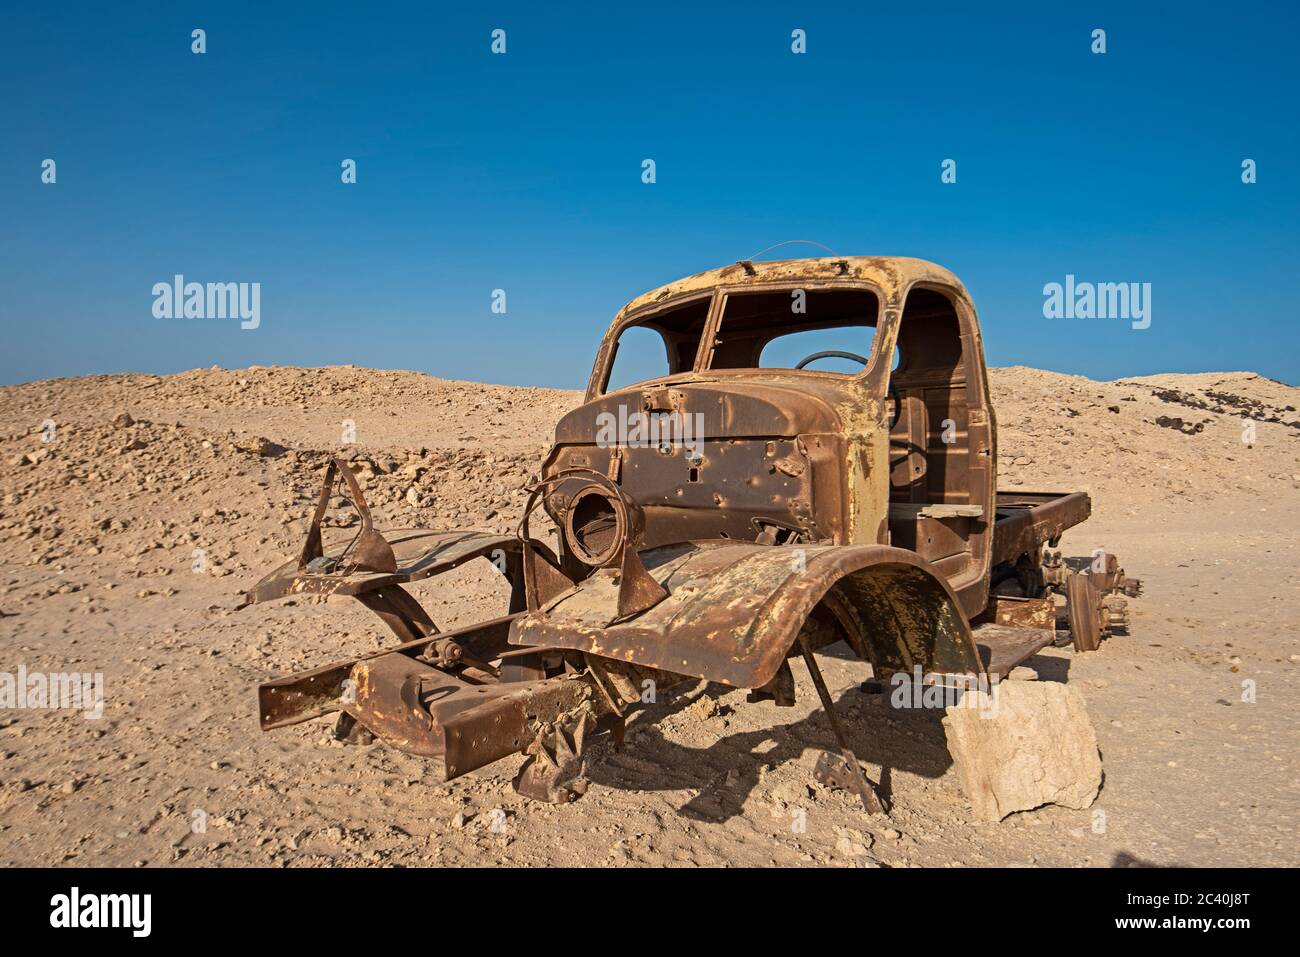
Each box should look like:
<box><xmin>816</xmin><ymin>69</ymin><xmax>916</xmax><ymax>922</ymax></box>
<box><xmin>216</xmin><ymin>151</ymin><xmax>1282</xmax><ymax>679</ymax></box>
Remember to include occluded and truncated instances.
<box><xmin>0</xmin><ymin>364</ymin><xmax>1296</xmax><ymax>867</ymax></box>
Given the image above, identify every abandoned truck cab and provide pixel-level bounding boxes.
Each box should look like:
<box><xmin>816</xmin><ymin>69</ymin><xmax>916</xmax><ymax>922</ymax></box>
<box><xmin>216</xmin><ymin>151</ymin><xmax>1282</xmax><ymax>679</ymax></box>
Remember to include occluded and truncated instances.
<box><xmin>546</xmin><ymin>256</ymin><xmax>997</xmax><ymax>615</ymax></box>
<box><xmin>248</xmin><ymin>256</ymin><xmax>1139</xmax><ymax>811</ymax></box>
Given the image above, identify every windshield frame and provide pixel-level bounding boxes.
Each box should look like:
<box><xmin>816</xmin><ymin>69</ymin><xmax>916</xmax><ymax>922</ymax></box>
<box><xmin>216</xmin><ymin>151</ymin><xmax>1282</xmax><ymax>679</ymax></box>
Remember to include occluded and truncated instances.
<box><xmin>703</xmin><ymin>283</ymin><xmax>886</xmax><ymax>378</ymax></box>
<box><xmin>587</xmin><ymin>279</ymin><xmax>895</xmax><ymax>401</ymax></box>
<box><xmin>588</xmin><ymin>290</ymin><xmax>715</xmax><ymax>398</ymax></box>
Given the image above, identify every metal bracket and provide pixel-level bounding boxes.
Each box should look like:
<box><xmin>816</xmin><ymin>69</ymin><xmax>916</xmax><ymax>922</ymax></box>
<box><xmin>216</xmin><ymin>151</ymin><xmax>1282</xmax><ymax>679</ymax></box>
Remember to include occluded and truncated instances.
<box><xmin>299</xmin><ymin>457</ymin><xmax>398</xmax><ymax>575</ymax></box>
<box><xmin>513</xmin><ymin>707</ymin><xmax>596</xmax><ymax>804</ymax></box>
<box><xmin>797</xmin><ymin>632</ymin><xmax>885</xmax><ymax>814</ymax></box>
<box><xmin>813</xmin><ymin>749</ymin><xmax>884</xmax><ymax>815</ymax></box>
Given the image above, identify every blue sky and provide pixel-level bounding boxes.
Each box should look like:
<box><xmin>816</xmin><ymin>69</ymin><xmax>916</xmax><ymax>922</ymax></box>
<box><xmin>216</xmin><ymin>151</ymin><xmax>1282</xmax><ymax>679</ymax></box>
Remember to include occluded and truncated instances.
<box><xmin>2</xmin><ymin>1</ymin><xmax>1296</xmax><ymax>387</ymax></box>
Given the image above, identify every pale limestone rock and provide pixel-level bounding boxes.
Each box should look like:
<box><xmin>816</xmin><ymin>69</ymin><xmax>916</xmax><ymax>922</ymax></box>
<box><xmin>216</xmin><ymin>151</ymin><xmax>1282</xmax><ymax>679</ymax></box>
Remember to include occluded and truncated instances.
<box><xmin>942</xmin><ymin>681</ymin><xmax>1102</xmax><ymax>821</ymax></box>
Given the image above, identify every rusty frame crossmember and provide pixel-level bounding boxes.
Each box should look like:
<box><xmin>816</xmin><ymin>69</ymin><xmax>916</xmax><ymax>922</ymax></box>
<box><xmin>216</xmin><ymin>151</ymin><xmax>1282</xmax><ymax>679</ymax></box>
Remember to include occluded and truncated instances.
<box><xmin>258</xmin><ymin>613</ymin><xmax>610</xmax><ymax>790</ymax></box>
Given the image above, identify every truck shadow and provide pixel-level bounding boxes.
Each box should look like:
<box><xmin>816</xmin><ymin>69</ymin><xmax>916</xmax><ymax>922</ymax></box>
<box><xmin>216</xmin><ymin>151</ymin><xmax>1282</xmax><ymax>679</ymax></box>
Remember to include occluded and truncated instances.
<box><xmin>1025</xmin><ymin>652</ymin><xmax>1071</xmax><ymax>683</ymax></box>
<box><xmin>1112</xmin><ymin>851</ymin><xmax>1166</xmax><ymax>867</ymax></box>
<box><xmin>585</xmin><ymin>681</ymin><xmax>956</xmax><ymax>823</ymax></box>
<box><xmin>822</xmin><ymin>637</ymin><xmax>1074</xmax><ymax>685</ymax></box>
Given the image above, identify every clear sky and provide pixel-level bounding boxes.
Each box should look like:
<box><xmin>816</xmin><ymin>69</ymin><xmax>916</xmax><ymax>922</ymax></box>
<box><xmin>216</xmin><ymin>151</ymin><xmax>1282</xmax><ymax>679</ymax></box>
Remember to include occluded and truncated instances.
<box><xmin>2</xmin><ymin>1</ymin><xmax>1296</xmax><ymax>387</ymax></box>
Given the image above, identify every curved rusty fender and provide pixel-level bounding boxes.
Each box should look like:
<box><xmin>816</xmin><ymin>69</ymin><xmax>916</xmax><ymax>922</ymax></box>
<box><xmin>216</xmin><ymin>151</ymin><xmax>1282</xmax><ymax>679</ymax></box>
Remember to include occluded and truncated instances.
<box><xmin>509</xmin><ymin>541</ymin><xmax>982</xmax><ymax>689</ymax></box>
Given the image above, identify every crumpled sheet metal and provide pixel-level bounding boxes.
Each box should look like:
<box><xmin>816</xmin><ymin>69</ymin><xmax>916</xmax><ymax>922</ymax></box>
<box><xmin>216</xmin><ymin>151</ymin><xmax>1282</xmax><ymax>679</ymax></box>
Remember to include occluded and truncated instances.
<box><xmin>245</xmin><ymin>529</ymin><xmax>519</xmax><ymax>602</ymax></box>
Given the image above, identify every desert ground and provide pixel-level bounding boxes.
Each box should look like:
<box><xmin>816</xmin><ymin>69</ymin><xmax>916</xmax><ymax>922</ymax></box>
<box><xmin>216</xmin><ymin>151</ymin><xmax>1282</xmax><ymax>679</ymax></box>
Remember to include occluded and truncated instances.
<box><xmin>0</xmin><ymin>365</ymin><xmax>1296</xmax><ymax>867</ymax></box>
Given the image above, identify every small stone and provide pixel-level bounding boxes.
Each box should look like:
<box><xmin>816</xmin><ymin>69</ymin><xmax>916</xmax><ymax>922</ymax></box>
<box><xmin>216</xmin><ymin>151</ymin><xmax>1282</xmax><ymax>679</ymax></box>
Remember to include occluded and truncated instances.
<box><xmin>684</xmin><ymin>695</ymin><xmax>721</xmax><ymax>721</ymax></box>
<box><xmin>235</xmin><ymin>435</ymin><xmax>286</xmax><ymax>457</ymax></box>
<box><xmin>835</xmin><ymin>835</ymin><xmax>870</xmax><ymax>857</ymax></box>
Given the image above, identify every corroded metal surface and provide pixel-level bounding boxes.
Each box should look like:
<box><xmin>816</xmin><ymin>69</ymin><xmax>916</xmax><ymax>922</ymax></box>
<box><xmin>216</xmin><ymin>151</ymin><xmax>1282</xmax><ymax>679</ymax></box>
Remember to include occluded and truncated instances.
<box><xmin>991</xmin><ymin>491</ymin><xmax>1092</xmax><ymax>570</ymax></box>
<box><xmin>603</xmin><ymin>256</ymin><xmax>963</xmax><ymax>344</ymax></box>
<box><xmin>1067</xmin><ymin>572</ymin><xmax>1102</xmax><ymax>653</ymax></box>
<box><xmin>257</xmin><ymin>614</ymin><xmax>523</xmax><ymax>730</ymax></box>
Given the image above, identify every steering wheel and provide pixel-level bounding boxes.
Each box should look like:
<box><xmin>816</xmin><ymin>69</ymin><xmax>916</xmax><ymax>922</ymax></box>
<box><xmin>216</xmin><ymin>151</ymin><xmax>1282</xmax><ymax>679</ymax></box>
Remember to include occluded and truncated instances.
<box><xmin>793</xmin><ymin>350</ymin><xmax>901</xmax><ymax>430</ymax></box>
<box><xmin>794</xmin><ymin>350</ymin><xmax>869</xmax><ymax>370</ymax></box>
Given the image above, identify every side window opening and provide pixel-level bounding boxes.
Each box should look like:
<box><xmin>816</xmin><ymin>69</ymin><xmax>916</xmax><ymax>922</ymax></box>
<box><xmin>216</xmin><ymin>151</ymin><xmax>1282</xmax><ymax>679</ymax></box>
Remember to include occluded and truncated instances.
<box><xmin>606</xmin><ymin>326</ymin><xmax>669</xmax><ymax>392</ymax></box>
<box><xmin>603</xmin><ymin>297</ymin><xmax>709</xmax><ymax>393</ymax></box>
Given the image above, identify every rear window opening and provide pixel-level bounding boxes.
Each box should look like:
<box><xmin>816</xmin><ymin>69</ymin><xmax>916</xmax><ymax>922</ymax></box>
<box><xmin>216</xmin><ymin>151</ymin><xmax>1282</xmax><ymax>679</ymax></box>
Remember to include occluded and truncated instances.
<box><xmin>710</xmin><ymin>288</ymin><xmax>880</xmax><ymax>373</ymax></box>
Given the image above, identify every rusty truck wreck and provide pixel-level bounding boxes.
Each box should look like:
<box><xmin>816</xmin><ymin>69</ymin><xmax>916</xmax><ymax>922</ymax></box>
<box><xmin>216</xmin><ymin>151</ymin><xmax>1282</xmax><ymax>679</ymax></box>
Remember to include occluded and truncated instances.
<box><xmin>247</xmin><ymin>256</ymin><xmax>1140</xmax><ymax>811</ymax></box>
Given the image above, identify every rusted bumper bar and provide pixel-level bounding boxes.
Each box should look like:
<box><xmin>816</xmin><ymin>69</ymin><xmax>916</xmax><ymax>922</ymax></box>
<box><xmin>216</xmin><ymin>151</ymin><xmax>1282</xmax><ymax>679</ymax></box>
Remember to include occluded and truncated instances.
<box><xmin>257</xmin><ymin>613</ymin><xmax>598</xmax><ymax>781</ymax></box>
<box><xmin>259</xmin><ymin>653</ymin><xmax>595</xmax><ymax>780</ymax></box>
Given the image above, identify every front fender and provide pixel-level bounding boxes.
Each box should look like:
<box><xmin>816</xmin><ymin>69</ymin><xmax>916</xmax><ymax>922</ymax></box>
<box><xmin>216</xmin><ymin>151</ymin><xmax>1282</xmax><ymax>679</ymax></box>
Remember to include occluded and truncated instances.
<box><xmin>509</xmin><ymin>541</ymin><xmax>981</xmax><ymax>688</ymax></box>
